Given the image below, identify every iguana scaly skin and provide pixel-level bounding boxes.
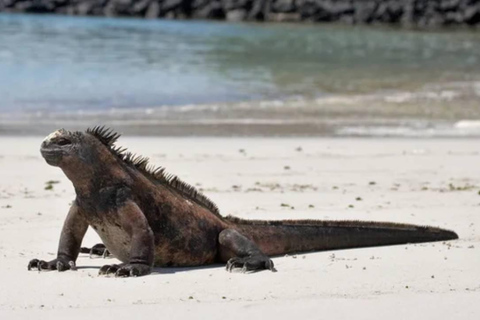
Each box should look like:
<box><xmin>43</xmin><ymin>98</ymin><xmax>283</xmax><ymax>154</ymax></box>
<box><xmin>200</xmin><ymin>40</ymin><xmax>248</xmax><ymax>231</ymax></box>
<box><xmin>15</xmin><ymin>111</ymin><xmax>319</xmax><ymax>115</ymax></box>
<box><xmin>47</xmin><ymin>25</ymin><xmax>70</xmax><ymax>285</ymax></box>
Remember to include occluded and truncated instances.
<box><xmin>28</xmin><ymin>127</ymin><xmax>458</xmax><ymax>277</ymax></box>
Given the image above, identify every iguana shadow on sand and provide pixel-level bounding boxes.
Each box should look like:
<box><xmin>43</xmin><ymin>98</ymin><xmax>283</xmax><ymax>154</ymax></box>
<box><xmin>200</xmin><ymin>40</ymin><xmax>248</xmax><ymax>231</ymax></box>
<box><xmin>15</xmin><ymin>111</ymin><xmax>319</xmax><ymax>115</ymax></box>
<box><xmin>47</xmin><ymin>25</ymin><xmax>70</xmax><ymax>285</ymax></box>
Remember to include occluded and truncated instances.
<box><xmin>28</xmin><ymin>127</ymin><xmax>458</xmax><ymax>277</ymax></box>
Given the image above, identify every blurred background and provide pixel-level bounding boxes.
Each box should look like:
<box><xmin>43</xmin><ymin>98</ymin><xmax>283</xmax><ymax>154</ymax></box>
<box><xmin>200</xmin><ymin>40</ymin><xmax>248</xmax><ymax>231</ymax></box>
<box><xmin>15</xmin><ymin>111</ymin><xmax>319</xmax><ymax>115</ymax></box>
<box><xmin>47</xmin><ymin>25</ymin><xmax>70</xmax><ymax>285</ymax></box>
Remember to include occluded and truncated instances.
<box><xmin>0</xmin><ymin>1</ymin><xmax>479</xmax><ymax>137</ymax></box>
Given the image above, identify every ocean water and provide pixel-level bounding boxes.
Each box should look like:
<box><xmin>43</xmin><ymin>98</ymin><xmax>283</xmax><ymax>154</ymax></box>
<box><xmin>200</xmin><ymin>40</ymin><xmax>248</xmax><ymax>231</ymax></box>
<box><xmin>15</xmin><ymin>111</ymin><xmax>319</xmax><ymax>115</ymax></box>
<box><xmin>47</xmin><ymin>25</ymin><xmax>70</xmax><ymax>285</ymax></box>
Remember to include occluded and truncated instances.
<box><xmin>1</xmin><ymin>13</ymin><xmax>480</xmax><ymax>136</ymax></box>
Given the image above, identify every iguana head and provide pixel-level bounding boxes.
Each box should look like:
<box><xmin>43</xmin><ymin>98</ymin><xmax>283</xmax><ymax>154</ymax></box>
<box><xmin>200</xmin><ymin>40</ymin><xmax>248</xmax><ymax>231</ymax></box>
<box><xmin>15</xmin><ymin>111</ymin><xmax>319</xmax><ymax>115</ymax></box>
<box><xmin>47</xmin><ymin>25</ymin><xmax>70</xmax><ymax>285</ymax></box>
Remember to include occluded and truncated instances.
<box><xmin>40</xmin><ymin>128</ymin><xmax>84</xmax><ymax>166</ymax></box>
<box><xmin>40</xmin><ymin>127</ymin><xmax>125</xmax><ymax>189</ymax></box>
<box><xmin>41</xmin><ymin>127</ymin><xmax>121</xmax><ymax>169</ymax></box>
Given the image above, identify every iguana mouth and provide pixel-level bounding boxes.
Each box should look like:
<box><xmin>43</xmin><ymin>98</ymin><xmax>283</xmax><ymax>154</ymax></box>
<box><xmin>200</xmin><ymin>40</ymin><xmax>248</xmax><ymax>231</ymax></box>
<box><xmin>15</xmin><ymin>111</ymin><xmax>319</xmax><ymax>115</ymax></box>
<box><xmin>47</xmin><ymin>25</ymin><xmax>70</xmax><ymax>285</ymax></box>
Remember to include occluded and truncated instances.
<box><xmin>40</xmin><ymin>147</ymin><xmax>64</xmax><ymax>166</ymax></box>
<box><xmin>40</xmin><ymin>129</ymin><xmax>73</xmax><ymax>166</ymax></box>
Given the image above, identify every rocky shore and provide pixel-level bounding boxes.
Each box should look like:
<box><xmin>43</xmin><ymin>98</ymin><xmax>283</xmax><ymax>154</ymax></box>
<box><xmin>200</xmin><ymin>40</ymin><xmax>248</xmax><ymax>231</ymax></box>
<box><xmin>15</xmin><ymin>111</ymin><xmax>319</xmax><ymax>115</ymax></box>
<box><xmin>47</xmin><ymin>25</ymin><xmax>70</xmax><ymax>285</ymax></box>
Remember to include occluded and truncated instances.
<box><xmin>1</xmin><ymin>0</ymin><xmax>479</xmax><ymax>27</ymax></box>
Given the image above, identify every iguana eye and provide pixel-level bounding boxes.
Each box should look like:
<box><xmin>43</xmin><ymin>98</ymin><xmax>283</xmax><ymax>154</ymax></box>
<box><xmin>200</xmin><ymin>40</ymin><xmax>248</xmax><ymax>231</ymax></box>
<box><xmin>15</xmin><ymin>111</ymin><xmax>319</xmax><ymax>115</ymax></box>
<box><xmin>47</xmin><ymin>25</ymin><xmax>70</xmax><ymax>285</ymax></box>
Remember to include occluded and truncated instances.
<box><xmin>57</xmin><ymin>138</ymin><xmax>72</xmax><ymax>146</ymax></box>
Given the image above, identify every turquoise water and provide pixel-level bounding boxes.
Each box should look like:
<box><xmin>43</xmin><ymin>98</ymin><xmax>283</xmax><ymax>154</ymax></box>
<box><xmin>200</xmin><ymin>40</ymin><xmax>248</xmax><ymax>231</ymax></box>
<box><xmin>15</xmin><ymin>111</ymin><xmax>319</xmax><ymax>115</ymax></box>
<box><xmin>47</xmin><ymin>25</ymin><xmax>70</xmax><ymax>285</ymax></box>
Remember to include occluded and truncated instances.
<box><xmin>1</xmin><ymin>13</ymin><xmax>480</xmax><ymax>114</ymax></box>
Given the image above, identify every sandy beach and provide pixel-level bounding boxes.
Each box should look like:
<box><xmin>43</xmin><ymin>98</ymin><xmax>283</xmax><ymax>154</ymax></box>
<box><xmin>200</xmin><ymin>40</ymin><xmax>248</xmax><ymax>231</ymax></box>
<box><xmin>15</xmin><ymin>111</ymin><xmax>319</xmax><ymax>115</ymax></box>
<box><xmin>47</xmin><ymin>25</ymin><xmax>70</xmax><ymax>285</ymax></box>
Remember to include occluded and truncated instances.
<box><xmin>0</xmin><ymin>136</ymin><xmax>479</xmax><ymax>319</ymax></box>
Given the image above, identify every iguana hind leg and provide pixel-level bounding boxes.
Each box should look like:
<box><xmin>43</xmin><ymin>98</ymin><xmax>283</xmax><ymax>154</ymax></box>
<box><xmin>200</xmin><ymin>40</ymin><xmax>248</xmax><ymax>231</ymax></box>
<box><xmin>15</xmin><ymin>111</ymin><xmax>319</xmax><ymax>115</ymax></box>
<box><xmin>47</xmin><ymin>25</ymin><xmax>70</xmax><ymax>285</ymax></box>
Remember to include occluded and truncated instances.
<box><xmin>218</xmin><ymin>229</ymin><xmax>276</xmax><ymax>273</ymax></box>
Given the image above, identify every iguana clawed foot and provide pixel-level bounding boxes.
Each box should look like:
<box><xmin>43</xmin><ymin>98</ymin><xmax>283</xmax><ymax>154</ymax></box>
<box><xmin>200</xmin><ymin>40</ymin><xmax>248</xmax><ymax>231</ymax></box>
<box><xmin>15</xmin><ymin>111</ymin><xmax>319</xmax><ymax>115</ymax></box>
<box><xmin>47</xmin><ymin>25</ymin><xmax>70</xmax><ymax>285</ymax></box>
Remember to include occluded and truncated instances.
<box><xmin>28</xmin><ymin>258</ymin><xmax>77</xmax><ymax>272</ymax></box>
<box><xmin>80</xmin><ymin>243</ymin><xmax>110</xmax><ymax>258</ymax></box>
<box><xmin>226</xmin><ymin>255</ymin><xmax>276</xmax><ymax>273</ymax></box>
<box><xmin>219</xmin><ymin>229</ymin><xmax>276</xmax><ymax>273</ymax></box>
<box><xmin>98</xmin><ymin>263</ymin><xmax>151</xmax><ymax>277</ymax></box>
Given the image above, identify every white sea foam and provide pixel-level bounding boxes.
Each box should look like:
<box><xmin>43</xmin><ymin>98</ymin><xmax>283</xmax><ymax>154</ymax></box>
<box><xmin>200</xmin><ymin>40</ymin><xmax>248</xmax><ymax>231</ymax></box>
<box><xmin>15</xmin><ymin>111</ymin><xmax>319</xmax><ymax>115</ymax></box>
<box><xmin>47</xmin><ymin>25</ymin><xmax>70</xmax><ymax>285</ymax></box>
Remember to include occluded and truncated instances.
<box><xmin>383</xmin><ymin>90</ymin><xmax>460</xmax><ymax>103</ymax></box>
<box><xmin>337</xmin><ymin>122</ymin><xmax>480</xmax><ymax>138</ymax></box>
<box><xmin>454</xmin><ymin>120</ymin><xmax>480</xmax><ymax>129</ymax></box>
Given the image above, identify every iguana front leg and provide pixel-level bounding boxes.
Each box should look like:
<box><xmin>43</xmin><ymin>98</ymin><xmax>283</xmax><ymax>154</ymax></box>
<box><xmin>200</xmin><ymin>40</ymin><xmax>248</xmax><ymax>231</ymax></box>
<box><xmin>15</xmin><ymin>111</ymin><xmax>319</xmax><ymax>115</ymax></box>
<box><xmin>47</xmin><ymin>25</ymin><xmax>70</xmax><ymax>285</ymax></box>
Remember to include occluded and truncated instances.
<box><xmin>219</xmin><ymin>229</ymin><xmax>276</xmax><ymax>272</ymax></box>
<box><xmin>28</xmin><ymin>202</ymin><xmax>88</xmax><ymax>272</ymax></box>
<box><xmin>98</xmin><ymin>200</ymin><xmax>154</xmax><ymax>277</ymax></box>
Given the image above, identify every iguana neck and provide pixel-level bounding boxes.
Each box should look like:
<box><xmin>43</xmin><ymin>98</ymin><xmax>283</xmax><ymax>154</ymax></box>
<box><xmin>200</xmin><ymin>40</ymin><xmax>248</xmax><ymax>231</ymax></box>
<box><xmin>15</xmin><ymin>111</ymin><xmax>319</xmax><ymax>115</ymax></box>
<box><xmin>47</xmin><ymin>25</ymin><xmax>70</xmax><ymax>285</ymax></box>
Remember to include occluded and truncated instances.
<box><xmin>61</xmin><ymin>150</ymin><xmax>128</xmax><ymax>196</ymax></box>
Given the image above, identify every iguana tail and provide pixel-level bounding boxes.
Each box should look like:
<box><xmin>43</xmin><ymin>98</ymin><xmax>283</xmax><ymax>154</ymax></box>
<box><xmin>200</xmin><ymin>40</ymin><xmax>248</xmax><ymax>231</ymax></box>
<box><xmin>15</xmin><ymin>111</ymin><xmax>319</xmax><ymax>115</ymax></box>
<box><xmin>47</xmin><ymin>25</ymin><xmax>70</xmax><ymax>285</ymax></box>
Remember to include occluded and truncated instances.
<box><xmin>226</xmin><ymin>216</ymin><xmax>458</xmax><ymax>256</ymax></box>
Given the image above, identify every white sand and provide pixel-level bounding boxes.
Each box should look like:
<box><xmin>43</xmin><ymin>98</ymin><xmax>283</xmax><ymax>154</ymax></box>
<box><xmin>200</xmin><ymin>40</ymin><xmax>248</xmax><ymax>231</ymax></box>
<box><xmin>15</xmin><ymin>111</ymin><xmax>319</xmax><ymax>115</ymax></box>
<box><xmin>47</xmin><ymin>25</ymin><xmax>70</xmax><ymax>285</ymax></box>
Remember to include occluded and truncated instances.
<box><xmin>0</xmin><ymin>137</ymin><xmax>479</xmax><ymax>319</ymax></box>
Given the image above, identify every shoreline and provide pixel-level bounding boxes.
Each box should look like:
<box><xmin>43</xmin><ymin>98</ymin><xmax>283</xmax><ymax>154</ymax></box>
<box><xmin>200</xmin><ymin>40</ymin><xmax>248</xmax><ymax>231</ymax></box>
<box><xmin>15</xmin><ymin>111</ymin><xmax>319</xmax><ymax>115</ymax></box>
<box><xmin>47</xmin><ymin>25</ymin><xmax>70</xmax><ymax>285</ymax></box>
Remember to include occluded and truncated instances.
<box><xmin>3</xmin><ymin>121</ymin><xmax>480</xmax><ymax>138</ymax></box>
<box><xmin>1</xmin><ymin>80</ymin><xmax>479</xmax><ymax>138</ymax></box>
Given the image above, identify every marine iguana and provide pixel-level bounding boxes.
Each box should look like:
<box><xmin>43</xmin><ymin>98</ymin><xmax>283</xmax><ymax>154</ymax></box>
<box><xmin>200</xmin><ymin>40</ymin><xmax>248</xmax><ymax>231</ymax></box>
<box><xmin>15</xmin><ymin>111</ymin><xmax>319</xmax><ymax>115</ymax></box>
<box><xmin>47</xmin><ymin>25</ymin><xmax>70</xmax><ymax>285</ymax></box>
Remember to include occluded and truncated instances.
<box><xmin>28</xmin><ymin>127</ymin><xmax>458</xmax><ymax>277</ymax></box>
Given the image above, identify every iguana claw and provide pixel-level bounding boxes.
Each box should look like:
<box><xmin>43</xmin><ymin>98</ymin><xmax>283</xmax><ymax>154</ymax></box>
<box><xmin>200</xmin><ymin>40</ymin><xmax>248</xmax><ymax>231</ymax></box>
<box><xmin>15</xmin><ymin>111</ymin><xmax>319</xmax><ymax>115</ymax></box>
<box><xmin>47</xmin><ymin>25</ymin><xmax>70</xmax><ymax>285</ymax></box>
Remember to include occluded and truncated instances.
<box><xmin>226</xmin><ymin>255</ymin><xmax>276</xmax><ymax>273</ymax></box>
<box><xmin>98</xmin><ymin>263</ymin><xmax>151</xmax><ymax>277</ymax></box>
<box><xmin>28</xmin><ymin>258</ymin><xmax>76</xmax><ymax>272</ymax></box>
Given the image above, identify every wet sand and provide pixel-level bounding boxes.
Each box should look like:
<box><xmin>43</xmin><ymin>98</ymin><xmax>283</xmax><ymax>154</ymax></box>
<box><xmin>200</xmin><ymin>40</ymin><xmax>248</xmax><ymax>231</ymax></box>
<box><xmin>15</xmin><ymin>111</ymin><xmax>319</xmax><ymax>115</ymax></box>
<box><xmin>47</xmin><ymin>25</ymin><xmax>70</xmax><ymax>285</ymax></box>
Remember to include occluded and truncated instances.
<box><xmin>2</xmin><ymin>81</ymin><xmax>480</xmax><ymax>138</ymax></box>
